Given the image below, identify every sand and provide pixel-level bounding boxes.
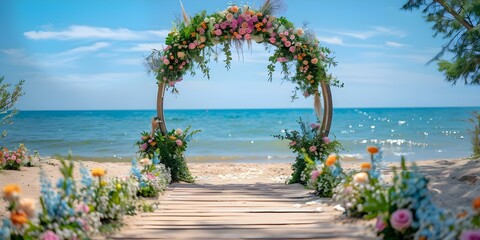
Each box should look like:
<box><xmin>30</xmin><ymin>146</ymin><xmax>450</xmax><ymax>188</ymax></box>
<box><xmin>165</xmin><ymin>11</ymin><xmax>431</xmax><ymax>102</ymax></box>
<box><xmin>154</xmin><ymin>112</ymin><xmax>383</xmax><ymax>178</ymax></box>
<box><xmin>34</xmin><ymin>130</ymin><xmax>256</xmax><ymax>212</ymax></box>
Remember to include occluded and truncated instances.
<box><xmin>1</xmin><ymin>156</ymin><xmax>479</xmax><ymax>223</ymax></box>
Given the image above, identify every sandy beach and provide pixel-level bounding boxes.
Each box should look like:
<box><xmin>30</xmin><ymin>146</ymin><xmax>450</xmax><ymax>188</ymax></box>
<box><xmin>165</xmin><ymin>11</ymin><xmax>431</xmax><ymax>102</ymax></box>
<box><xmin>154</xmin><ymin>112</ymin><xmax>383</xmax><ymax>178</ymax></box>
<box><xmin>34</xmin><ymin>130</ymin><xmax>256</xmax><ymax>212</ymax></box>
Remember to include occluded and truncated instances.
<box><xmin>1</xmin><ymin>156</ymin><xmax>479</xmax><ymax>219</ymax></box>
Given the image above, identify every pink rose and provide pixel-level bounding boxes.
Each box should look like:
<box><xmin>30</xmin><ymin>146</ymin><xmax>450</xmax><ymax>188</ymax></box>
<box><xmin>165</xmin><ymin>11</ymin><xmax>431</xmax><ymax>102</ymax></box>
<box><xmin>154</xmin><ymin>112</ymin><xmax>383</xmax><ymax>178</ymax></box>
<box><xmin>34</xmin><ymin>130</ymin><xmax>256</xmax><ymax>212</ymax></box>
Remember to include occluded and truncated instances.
<box><xmin>277</xmin><ymin>57</ymin><xmax>287</xmax><ymax>63</ymax></box>
<box><xmin>311</xmin><ymin>170</ymin><xmax>320</xmax><ymax>180</ymax></box>
<box><xmin>284</xmin><ymin>41</ymin><xmax>291</xmax><ymax>47</ymax></box>
<box><xmin>163</xmin><ymin>59</ymin><xmax>170</xmax><ymax>65</ymax></box>
<box><xmin>41</xmin><ymin>231</ymin><xmax>60</xmax><ymax>240</ymax></box>
<box><xmin>289</xmin><ymin>141</ymin><xmax>296</xmax><ymax>146</ymax></box>
<box><xmin>244</xmin><ymin>33</ymin><xmax>251</xmax><ymax>40</ymax></box>
<box><xmin>323</xmin><ymin>137</ymin><xmax>330</xmax><ymax>144</ymax></box>
<box><xmin>289</xmin><ymin>46</ymin><xmax>295</xmax><ymax>53</ymax></box>
<box><xmin>459</xmin><ymin>230</ymin><xmax>480</xmax><ymax>240</ymax></box>
<box><xmin>141</xmin><ymin>143</ymin><xmax>147</xmax><ymax>150</ymax></box>
<box><xmin>269</xmin><ymin>37</ymin><xmax>276</xmax><ymax>44</ymax></box>
<box><xmin>244</xmin><ymin>14</ymin><xmax>252</xmax><ymax>22</ymax></box>
<box><xmin>188</xmin><ymin>42</ymin><xmax>197</xmax><ymax>50</ymax></box>
<box><xmin>375</xmin><ymin>216</ymin><xmax>387</xmax><ymax>232</ymax></box>
<box><xmin>176</xmin><ymin>139</ymin><xmax>183</xmax><ymax>146</ymax></box>
<box><xmin>390</xmin><ymin>209</ymin><xmax>413</xmax><ymax>231</ymax></box>
<box><xmin>235</xmin><ymin>34</ymin><xmax>242</xmax><ymax>40</ymax></box>
<box><xmin>309</xmin><ymin>145</ymin><xmax>317</xmax><ymax>152</ymax></box>
<box><xmin>214</xmin><ymin>29</ymin><xmax>222</xmax><ymax>36</ymax></box>
<box><xmin>311</xmin><ymin>58</ymin><xmax>319</xmax><ymax>64</ymax></box>
<box><xmin>310</xmin><ymin>123</ymin><xmax>319</xmax><ymax>129</ymax></box>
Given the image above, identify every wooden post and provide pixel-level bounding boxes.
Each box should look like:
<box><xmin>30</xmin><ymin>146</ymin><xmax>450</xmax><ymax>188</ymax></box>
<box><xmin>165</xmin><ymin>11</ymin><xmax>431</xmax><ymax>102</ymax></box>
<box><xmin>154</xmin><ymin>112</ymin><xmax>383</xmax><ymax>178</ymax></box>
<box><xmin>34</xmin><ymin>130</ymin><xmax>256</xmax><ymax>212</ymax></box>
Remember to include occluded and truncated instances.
<box><xmin>320</xmin><ymin>81</ymin><xmax>333</xmax><ymax>137</ymax></box>
<box><xmin>156</xmin><ymin>82</ymin><xmax>168</xmax><ymax>135</ymax></box>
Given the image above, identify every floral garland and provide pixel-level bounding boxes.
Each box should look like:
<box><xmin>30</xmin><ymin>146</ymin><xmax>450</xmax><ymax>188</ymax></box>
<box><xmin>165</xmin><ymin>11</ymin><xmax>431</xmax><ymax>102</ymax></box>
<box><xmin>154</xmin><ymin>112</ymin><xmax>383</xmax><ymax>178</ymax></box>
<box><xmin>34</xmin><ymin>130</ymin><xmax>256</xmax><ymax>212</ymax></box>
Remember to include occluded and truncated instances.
<box><xmin>147</xmin><ymin>1</ymin><xmax>340</xmax><ymax>98</ymax></box>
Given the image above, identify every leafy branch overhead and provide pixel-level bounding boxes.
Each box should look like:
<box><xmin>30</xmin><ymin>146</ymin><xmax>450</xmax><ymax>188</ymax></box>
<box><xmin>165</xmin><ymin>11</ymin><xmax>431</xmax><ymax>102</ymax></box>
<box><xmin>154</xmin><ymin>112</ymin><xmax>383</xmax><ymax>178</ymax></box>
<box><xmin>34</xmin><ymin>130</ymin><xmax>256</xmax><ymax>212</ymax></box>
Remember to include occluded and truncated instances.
<box><xmin>0</xmin><ymin>76</ymin><xmax>25</xmax><ymax>138</ymax></box>
<box><xmin>402</xmin><ymin>0</ymin><xmax>479</xmax><ymax>85</ymax></box>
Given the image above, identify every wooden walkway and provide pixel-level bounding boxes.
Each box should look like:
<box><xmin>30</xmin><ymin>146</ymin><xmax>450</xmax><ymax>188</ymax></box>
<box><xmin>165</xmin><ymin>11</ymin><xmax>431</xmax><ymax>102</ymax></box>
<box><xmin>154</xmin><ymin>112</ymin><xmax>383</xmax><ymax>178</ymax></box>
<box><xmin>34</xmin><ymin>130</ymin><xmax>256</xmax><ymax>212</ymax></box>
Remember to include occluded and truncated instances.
<box><xmin>113</xmin><ymin>183</ymin><xmax>374</xmax><ymax>239</ymax></box>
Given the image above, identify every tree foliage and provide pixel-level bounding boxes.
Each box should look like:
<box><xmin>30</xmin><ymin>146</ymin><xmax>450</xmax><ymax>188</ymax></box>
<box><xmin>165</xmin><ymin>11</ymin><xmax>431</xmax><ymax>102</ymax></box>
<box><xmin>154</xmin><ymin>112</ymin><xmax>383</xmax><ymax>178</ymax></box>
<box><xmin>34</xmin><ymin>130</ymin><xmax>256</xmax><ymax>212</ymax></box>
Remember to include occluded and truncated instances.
<box><xmin>0</xmin><ymin>76</ymin><xmax>24</xmax><ymax>138</ymax></box>
<box><xmin>402</xmin><ymin>0</ymin><xmax>480</xmax><ymax>85</ymax></box>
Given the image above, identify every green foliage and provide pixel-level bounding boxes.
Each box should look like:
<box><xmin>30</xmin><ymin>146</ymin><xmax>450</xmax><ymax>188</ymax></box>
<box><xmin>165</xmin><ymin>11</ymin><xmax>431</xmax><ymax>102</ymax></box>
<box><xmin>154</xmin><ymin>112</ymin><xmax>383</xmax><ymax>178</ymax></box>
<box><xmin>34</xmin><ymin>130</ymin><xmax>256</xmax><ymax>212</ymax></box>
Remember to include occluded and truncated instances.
<box><xmin>273</xmin><ymin>118</ymin><xmax>342</xmax><ymax>184</ymax></box>
<box><xmin>0</xmin><ymin>76</ymin><xmax>24</xmax><ymax>139</ymax></box>
<box><xmin>469</xmin><ymin>111</ymin><xmax>480</xmax><ymax>158</ymax></box>
<box><xmin>136</xmin><ymin>126</ymin><xmax>200</xmax><ymax>183</ymax></box>
<box><xmin>402</xmin><ymin>0</ymin><xmax>480</xmax><ymax>85</ymax></box>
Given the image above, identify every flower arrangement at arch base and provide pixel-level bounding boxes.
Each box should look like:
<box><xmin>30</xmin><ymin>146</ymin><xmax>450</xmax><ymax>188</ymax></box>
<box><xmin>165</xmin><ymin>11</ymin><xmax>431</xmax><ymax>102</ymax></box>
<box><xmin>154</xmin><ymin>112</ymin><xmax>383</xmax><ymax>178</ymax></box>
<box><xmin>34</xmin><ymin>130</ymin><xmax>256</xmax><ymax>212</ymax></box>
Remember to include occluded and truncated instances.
<box><xmin>136</xmin><ymin>126</ymin><xmax>200</xmax><ymax>183</ymax></box>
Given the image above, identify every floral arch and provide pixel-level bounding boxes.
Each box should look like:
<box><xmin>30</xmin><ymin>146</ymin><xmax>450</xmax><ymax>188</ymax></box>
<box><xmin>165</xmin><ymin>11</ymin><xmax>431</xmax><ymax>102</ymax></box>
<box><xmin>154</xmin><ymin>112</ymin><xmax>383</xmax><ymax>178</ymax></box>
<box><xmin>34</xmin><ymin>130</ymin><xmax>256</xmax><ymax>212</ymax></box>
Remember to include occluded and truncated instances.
<box><xmin>147</xmin><ymin>1</ymin><xmax>339</xmax><ymax>137</ymax></box>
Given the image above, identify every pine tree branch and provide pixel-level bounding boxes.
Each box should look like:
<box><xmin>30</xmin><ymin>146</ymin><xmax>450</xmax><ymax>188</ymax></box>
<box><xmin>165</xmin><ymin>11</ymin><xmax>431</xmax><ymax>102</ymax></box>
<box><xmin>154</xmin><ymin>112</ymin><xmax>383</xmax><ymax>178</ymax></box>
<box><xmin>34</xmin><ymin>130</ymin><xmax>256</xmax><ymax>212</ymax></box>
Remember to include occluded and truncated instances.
<box><xmin>434</xmin><ymin>0</ymin><xmax>474</xmax><ymax>30</ymax></box>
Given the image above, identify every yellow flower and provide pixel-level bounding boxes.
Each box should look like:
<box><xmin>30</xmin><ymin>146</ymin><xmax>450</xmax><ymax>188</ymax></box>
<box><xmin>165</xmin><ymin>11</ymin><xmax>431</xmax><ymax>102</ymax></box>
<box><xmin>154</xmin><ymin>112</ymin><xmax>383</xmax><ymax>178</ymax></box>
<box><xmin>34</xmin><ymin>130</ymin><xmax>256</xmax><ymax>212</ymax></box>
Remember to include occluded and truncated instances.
<box><xmin>353</xmin><ymin>172</ymin><xmax>369</xmax><ymax>184</ymax></box>
<box><xmin>19</xmin><ymin>198</ymin><xmax>36</xmax><ymax>218</ymax></box>
<box><xmin>2</xmin><ymin>184</ymin><xmax>21</xmax><ymax>201</ymax></box>
<box><xmin>360</xmin><ymin>162</ymin><xmax>371</xmax><ymax>171</ymax></box>
<box><xmin>10</xmin><ymin>211</ymin><xmax>28</xmax><ymax>225</ymax></box>
<box><xmin>169</xmin><ymin>135</ymin><xmax>177</xmax><ymax>140</ymax></box>
<box><xmin>367</xmin><ymin>146</ymin><xmax>379</xmax><ymax>155</ymax></box>
<box><xmin>100</xmin><ymin>181</ymin><xmax>107</xmax><ymax>187</ymax></box>
<box><xmin>91</xmin><ymin>168</ymin><xmax>106</xmax><ymax>177</ymax></box>
<box><xmin>325</xmin><ymin>155</ymin><xmax>337</xmax><ymax>167</ymax></box>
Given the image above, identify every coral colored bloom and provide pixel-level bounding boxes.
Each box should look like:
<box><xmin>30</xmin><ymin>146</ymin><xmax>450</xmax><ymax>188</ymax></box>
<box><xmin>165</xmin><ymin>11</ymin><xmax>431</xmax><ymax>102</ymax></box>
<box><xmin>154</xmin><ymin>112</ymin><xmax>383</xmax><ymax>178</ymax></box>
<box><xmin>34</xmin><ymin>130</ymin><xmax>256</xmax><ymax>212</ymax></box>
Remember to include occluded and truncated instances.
<box><xmin>10</xmin><ymin>211</ymin><xmax>28</xmax><ymax>225</ymax></box>
<box><xmin>176</xmin><ymin>139</ymin><xmax>183</xmax><ymax>146</ymax></box>
<box><xmin>214</xmin><ymin>29</ymin><xmax>222</xmax><ymax>36</ymax></box>
<box><xmin>473</xmin><ymin>197</ymin><xmax>480</xmax><ymax>211</ymax></box>
<box><xmin>244</xmin><ymin>33</ymin><xmax>251</xmax><ymax>40</ymax></box>
<box><xmin>41</xmin><ymin>230</ymin><xmax>60</xmax><ymax>240</ymax></box>
<box><xmin>367</xmin><ymin>146</ymin><xmax>379</xmax><ymax>154</ymax></box>
<box><xmin>169</xmin><ymin>135</ymin><xmax>177</xmax><ymax>140</ymax></box>
<box><xmin>311</xmin><ymin>170</ymin><xmax>320</xmax><ymax>180</ymax></box>
<box><xmin>2</xmin><ymin>184</ymin><xmax>21</xmax><ymax>200</ymax></box>
<box><xmin>390</xmin><ymin>209</ymin><xmax>413</xmax><ymax>231</ymax></box>
<box><xmin>297</xmin><ymin>28</ymin><xmax>304</xmax><ymax>36</ymax></box>
<box><xmin>139</xmin><ymin>158</ymin><xmax>152</xmax><ymax>166</ymax></box>
<box><xmin>311</xmin><ymin>58</ymin><xmax>318</xmax><ymax>64</ymax></box>
<box><xmin>375</xmin><ymin>216</ymin><xmax>387</xmax><ymax>232</ymax></box>
<box><xmin>360</xmin><ymin>162</ymin><xmax>372</xmax><ymax>171</ymax></box>
<box><xmin>284</xmin><ymin>41</ymin><xmax>291</xmax><ymax>47</ymax></box>
<box><xmin>163</xmin><ymin>59</ymin><xmax>170</xmax><ymax>65</ymax></box>
<box><xmin>322</xmin><ymin>137</ymin><xmax>330</xmax><ymax>144</ymax></box>
<box><xmin>353</xmin><ymin>172</ymin><xmax>369</xmax><ymax>184</ymax></box>
<box><xmin>289</xmin><ymin>46</ymin><xmax>295</xmax><ymax>53</ymax></box>
<box><xmin>289</xmin><ymin>141</ymin><xmax>296</xmax><ymax>146</ymax></box>
<box><xmin>309</xmin><ymin>145</ymin><xmax>317</xmax><ymax>152</ymax></box>
<box><xmin>230</xmin><ymin>5</ymin><xmax>239</xmax><ymax>13</ymax></box>
<box><xmin>325</xmin><ymin>155</ymin><xmax>337</xmax><ymax>166</ymax></box>
<box><xmin>459</xmin><ymin>230</ymin><xmax>480</xmax><ymax>240</ymax></box>
<box><xmin>91</xmin><ymin>168</ymin><xmax>106</xmax><ymax>177</ymax></box>
<box><xmin>269</xmin><ymin>37</ymin><xmax>276</xmax><ymax>44</ymax></box>
<box><xmin>19</xmin><ymin>198</ymin><xmax>36</xmax><ymax>218</ymax></box>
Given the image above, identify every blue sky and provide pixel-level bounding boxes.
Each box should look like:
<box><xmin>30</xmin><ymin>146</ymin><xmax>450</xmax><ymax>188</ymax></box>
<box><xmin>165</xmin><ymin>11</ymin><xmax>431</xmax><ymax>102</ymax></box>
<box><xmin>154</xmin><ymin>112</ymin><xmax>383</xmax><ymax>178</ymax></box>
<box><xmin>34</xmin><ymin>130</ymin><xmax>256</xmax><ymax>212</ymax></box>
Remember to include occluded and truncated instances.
<box><xmin>1</xmin><ymin>0</ymin><xmax>479</xmax><ymax>110</ymax></box>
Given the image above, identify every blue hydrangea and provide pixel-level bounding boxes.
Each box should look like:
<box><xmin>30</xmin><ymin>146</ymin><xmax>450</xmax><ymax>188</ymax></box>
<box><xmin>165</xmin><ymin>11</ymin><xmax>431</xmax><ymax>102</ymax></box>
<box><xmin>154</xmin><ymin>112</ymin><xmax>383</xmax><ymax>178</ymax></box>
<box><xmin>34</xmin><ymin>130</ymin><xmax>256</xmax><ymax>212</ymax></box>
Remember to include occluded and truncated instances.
<box><xmin>0</xmin><ymin>218</ymin><xmax>12</xmax><ymax>240</ymax></box>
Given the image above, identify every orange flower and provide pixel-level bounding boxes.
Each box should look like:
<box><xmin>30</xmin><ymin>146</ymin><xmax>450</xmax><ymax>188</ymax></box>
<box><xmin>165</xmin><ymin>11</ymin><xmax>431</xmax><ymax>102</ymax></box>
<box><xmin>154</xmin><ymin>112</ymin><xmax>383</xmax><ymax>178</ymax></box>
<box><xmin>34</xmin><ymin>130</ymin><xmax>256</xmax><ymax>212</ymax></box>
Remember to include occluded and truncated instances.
<box><xmin>190</xmin><ymin>32</ymin><xmax>196</xmax><ymax>38</ymax></box>
<box><xmin>169</xmin><ymin>135</ymin><xmax>177</xmax><ymax>140</ymax></box>
<box><xmin>91</xmin><ymin>168</ymin><xmax>106</xmax><ymax>177</ymax></box>
<box><xmin>297</xmin><ymin>55</ymin><xmax>303</xmax><ymax>61</ymax></box>
<box><xmin>473</xmin><ymin>197</ymin><xmax>480</xmax><ymax>211</ymax></box>
<box><xmin>367</xmin><ymin>146</ymin><xmax>379</xmax><ymax>155</ymax></box>
<box><xmin>10</xmin><ymin>211</ymin><xmax>28</xmax><ymax>225</ymax></box>
<box><xmin>200</xmin><ymin>22</ymin><xmax>207</xmax><ymax>29</ymax></box>
<box><xmin>149</xmin><ymin>141</ymin><xmax>157</xmax><ymax>147</ymax></box>
<box><xmin>457</xmin><ymin>210</ymin><xmax>468</xmax><ymax>218</ymax></box>
<box><xmin>3</xmin><ymin>184</ymin><xmax>21</xmax><ymax>200</ymax></box>
<box><xmin>256</xmin><ymin>12</ymin><xmax>263</xmax><ymax>17</ymax></box>
<box><xmin>230</xmin><ymin>5</ymin><xmax>239</xmax><ymax>13</ymax></box>
<box><xmin>360</xmin><ymin>162</ymin><xmax>371</xmax><ymax>171</ymax></box>
<box><xmin>325</xmin><ymin>155</ymin><xmax>337</xmax><ymax>167</ymax></box>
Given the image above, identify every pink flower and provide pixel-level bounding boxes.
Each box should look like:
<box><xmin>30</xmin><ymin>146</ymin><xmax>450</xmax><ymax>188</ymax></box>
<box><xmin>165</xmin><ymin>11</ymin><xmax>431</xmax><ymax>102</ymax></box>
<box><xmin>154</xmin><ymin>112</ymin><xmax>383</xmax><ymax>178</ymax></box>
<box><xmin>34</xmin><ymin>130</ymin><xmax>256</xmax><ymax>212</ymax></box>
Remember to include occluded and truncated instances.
<box><xmin>244</xmin><ymin>14</ymin><xmax>252</xmax><ymax>22</ymax></box>
<box><xmin>309</xmin><ymin>145</ymin><xmax>317</xmax><ymax>152</ymax></box>
<box><xmin>140</xmin><ymin>143</ymin><xmax>147</xmax><ymax>150</ymax></box>
<box><xmin>226</xmin><ymin>13</ymin><xmax>234</xmax><ymax>21</ymax></box>
<box><xmin>41</xmin><ymin>231</ymin><xmax>60</xmax><ymax>240</ymax></box>
<box><xmin>311</xmin><ymin>170</ymin><xmax>320</xmax><ymax>180</ymax></box>
<box><xmin>459</xmin><ymin>230</ymin><xmax>480</xmax><ymax>240</ymax></box>
<box><xmin>214</xmin><ymin>29</ymin><xmax>222</xmax><ymax>36</ymax></box>
<box><xmin>290</xmin><ymin>35</ymin><xmax>295</xmax><ymax>40</ymax></box>
<box><xmin>302</xmin><ymin>91</ymin><xmax>310</xmax><ymax>97</ymax></box>
<box><xmin>375</xmin><ymin>216</ymin><xmax>387</xmax><ymax>232</ymax></box>
<box><xmin>311</xmin><ymin>58</ymin><xmax>319</xmax><ymax>64</ymax></box>
<box><xmin>289</xmin><ymin>46</ymin><xmax>295</xmax><ymax>53</ymax></box>
<box><xmin>310</xmin><ymin>123</ymin><xmax>319</xmax><ymax>129</ymax></box>
<box><xmin>281</xmin><ymin>37</ymin><xmax>287</xmax><ymax>42</ymax></box>
<box><xmin>176</xmin><ymin>139</ymin><xmax>183</xmax><ymax>146</ymax></box>
<box><xmin>188</xmin><ymin>42</ymin><xmax>197</xmax><ymax>50</ymax></box>
<box><xmin>146</xmin><ymin>172</ymin><xmax>156</xmax><ymax>180</ymax></box>
<box><xmin>322</xmin><ymin>137</ymin><xmax>330</xmax><ymax>144</ymax></box>
<box><xmin>197</xmin><ymin>27</ymin><xmax>205</xmax><ymax>35</ymax></box>
<box><xmin>277</xmin><ymin>57</ymin><xmax>287</xmax><ymax>63</ymax></box>
<box><xmin>169</xmin><ymin>81</ymin><xmax>175</xmax><ymax>87</ymax></box>
<box><xmin>269</xmin><ymin>37</ymin><xmax>276</xmax><ymax>44</ymax></box>
<box><xmin>284</xmin><ymin>41</ymin><xmax>291</xmax><ymax>47</ymax></box>
<box><xmin>235</xmin><ymin>34</ymin><xmax>242</xmax><ymax>40</ymax></box>
<box><xmin>239</xmin><ymin>28</ymin><xmax>246</xmax><ymax>35</ymax></box>
<box><xmin>390</xmin><ymin>209</ymin><xmax>413</xmax><ymax>231</ymax></box>
<box><xmin>220</xmin><ymin>22</ymin><xmax>228</xmax><ymax>29</ymax></box>
<box><xmin>244</xmin><ymin>34</ymin><xmax>251</xmax><ymax>40</ymax></box>
<box><xmin>245</xmin><ymin>28</ymin><xmax>252</xmax><ymax>34</ymax></box>
<box><xmin>289</xmin><ymin>141</ymin><xmax>296</xmax><ymax>146</ymax></box>
<box><xmin>76</xmin><ymin>203</ymin><xmax>90</xmax><ymax>213</ymax></box>
<box><xmin>163</xmin><ymin>59</ymin><xmax>170</xmax><ymax>65</ymax></box>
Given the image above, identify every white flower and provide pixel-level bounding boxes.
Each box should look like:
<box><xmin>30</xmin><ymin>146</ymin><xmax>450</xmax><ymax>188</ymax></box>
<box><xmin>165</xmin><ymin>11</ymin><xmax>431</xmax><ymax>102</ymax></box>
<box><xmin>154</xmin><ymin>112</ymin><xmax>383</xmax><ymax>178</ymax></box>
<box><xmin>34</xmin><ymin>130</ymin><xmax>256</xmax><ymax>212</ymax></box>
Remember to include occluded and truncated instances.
<box><xmin>175</xmin><ymin>128</ymin><xmax>183</xmax><ymax>135</ymax></box>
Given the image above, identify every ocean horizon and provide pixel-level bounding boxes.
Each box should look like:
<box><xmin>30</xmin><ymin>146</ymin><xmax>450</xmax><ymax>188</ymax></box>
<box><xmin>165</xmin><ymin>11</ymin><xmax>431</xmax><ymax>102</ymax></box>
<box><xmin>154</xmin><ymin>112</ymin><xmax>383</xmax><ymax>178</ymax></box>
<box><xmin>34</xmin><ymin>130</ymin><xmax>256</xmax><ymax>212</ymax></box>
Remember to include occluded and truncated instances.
<box><xmin>2</xmin><ymin>107</ymin><xmax>479</xmax><ymax>163</ymax></box>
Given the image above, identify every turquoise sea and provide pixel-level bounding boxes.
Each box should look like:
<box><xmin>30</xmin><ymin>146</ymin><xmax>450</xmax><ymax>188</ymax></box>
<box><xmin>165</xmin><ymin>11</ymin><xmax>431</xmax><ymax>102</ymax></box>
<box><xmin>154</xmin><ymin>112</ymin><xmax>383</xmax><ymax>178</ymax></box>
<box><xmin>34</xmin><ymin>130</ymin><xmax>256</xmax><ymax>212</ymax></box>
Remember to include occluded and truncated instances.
<box><xmin>1</xmin><ymin>107</ymin><xmax>479</xmax><ymax>163</ymax></box>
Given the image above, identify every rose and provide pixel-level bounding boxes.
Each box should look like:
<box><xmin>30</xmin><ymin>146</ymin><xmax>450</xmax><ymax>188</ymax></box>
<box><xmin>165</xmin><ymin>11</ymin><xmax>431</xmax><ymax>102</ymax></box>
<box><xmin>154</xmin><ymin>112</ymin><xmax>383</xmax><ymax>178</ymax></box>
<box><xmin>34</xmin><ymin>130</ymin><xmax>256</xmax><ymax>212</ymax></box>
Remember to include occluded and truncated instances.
<box><xmin>188</xmin><ymin>42</ymin><xmax>197</xmax><ymax>50</ymax></box>
<box><xmin>310</xmin><ymin>123</ymin><xmax>319</xmax><ymax>129</ymax></box>
<box><xmin>296</xmin><ymin>28</ymin><xmax>304</xmax><ymax>36</ymax></box>
<box><xmin>289</xmin><ymin>141</ymin><xmax>296</xmax><ymax>146</ymax></box>
<box><xmin>311</xmin><ymin>58</ymin><xmax>318</xmax><ymax>64</ymax></box>
<box><xmin>309</xmin><ymin>146</ymin><xmax>317</xmax><ymax>152</ymax></box>
<box><xmin>459</xmin><ymin>230</ymin><xmax>480</xmax><ymax>240</ymax></box>
<box><xmin>390</xmin><ymin>209</ymin><xmax>413</xmax><ymax>231</ymax></box>
<box><xmin>311</xmin><ymin>170</ymin><xmax>320</xmax><ymax>180</ymax></box>
<box><xmin>41</xmin><ymin>230</ymin><xmax>60</xmax><ymax>240</ymax></box>
<box><xmin>353</xmin><ymin>172</ymin><xmax>369</xmax><ymax>184</ymax></box>
<box><xmin>322</xmin><ymin>137</ymin><xmax>330</xmax><ymax>144</ymax></box>
<box><xmin>375</xmin><ymin>216</ymin><xmax>387</xmax><ymax>232</ymax></box>
<box><xmin>19</xmin><ymin>198</ymin><xmax>36</xmax><ymax>218</ymax></box>
<box><xmin>177</xmin><ymin>52</ymin><xmax>185</xmax><ymax>59</ymax></box>
<box><xmin>244</xmin><ymin>34</ymin><xmax>251</xmax><ymax>40</ymax></box>
<box><xmin>176</xmin><ymin>139</ymin><xmax>183</xmax><ymax>146</ymax></box>
<box><xmin>269</xmin><ymin>37</ymin><xmax>276</xmax><ymax>44</ymax></box>
<box><xmin>163</xmin><ymin>59</ymin><xmax>170</xmax><ymax>65</ymax></box>
<box><xmin>214</xmin><ymin>29</ymin><xmax>222</xmax><ymax>36</ymax></box>
<box><xmin>175</xmin><ymin>128</ymin><xmax>183</xmax><ymax>135</ymax></box>
<box><xmin>284</xmin><ymin>41</ymin><xmax>291</xmax><ymax>47</ymax></box>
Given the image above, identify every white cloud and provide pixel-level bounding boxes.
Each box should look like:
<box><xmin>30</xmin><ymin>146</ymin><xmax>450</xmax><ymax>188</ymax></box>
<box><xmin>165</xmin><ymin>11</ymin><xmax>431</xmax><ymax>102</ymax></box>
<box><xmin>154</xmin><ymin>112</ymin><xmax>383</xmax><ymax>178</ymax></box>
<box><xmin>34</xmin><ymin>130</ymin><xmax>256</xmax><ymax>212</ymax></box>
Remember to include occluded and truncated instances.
<box><xmin>58</xmin><ymin>42</ymin><xmax>110</xmax><ymax>55</ymax></box>
<box><xmin>24</xmin><ymin>25</ymin><xmax>169</xmax><ymax>41</ymax></box>
<box><xmin>317</xmin><ymin>36</ymin><xmax>344</xmax><ymax>45</ymax></box>
<box><xmin>318</xmin><ymin>26</ymin><xmax>406</xmax><ymax>40</ymax></box>
<box><xmin>127</xmin><ymin>43</ymin><xmax>165</xmax><ymax>52</ymax></box>
<box><xmin>385</xmin><ymin>41</ymin><xmax>405</xmax><ymax>48</ymax></box>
